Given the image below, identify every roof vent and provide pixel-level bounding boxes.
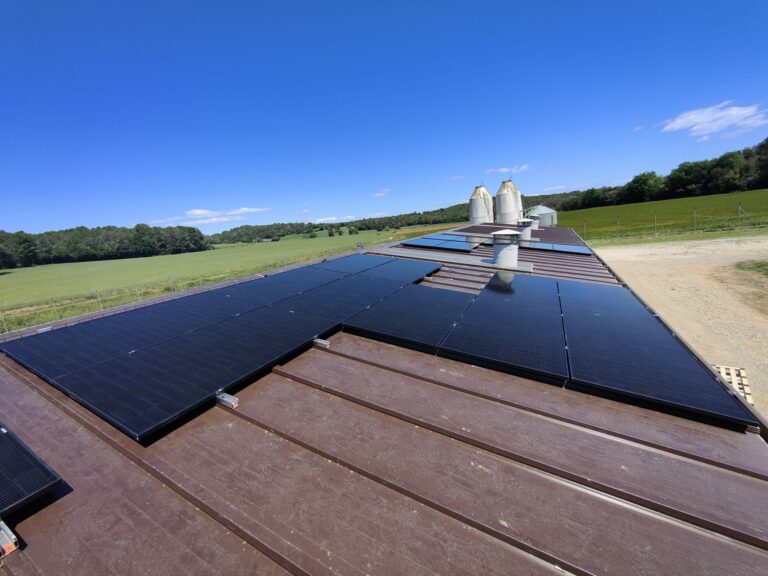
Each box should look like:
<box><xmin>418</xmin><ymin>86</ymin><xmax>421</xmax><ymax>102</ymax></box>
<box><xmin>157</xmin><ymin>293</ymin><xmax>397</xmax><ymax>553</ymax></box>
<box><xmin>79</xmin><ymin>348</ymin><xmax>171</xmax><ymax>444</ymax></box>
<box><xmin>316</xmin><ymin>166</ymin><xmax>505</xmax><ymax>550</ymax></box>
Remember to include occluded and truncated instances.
<box><xmin>491</xmin><ymin>229</ymin><xmax>521</xmax><ymax>268</ymax></box>
<box><xmin>517</xmin><ymin>218</ymin><xmax>533</xmax><ymax>240</ymax></box>
<box><xmin>0</xmin><ymin>520</ymin><xmax>18</xmax><ymax>558</ymax></box>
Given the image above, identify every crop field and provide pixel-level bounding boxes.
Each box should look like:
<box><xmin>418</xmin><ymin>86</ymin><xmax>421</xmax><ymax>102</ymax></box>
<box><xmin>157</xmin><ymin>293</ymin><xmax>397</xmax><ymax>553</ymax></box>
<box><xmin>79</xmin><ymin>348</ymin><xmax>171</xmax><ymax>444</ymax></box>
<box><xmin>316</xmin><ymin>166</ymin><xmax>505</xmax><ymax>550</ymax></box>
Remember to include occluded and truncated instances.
<box><xmin>558</xmin><ymin>188</ymin><xmax>768</xmax><ymax>241</ymax></box>
<box><xmin>0</xmin><ymin>223</ymin><xmax>462</xmax><ymax>333</ymax></box>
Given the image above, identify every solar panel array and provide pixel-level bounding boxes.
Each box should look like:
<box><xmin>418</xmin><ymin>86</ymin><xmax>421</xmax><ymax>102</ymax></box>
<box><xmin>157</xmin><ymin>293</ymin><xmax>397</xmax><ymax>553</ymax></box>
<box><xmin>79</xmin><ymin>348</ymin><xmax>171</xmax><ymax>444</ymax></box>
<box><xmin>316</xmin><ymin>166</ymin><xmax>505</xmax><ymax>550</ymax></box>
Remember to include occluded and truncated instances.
<box><xmin>1</xmin><ymin>250</ymin><xmax>757</xmax><ymax>439</ymax></box>
<box><xmin>401</xmin><ymin>235</ymin><xmax>480</xmax><ymax>253</ymax></box>
<box><xmin>341</xmin><ymin>272</ymin><xmax>757</xmax><ymax>427</ymax></box>
<box><xmin>0</xmin><ymin>254</ymin><xmax>440</xmax><ymax>441</ymax></box>
<box><xmin>0</xmin><ymin>423</ymin><xmax>61</xmax><ymax>516</ymax></box>
<box><xmin>519</xmin><ymin>241</ymin><xmax>593</xmax><ymax>255</ymax></box>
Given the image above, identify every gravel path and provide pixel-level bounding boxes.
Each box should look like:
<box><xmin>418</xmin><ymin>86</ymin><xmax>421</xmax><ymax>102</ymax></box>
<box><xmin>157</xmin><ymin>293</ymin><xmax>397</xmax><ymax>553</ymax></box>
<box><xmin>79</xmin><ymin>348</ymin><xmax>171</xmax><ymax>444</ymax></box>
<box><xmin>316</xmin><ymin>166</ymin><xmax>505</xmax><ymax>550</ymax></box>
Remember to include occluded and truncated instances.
<box><xmin>596</xmin><ymin>235</ymin><xmax>768</xmax><ymax>418</ymax></box>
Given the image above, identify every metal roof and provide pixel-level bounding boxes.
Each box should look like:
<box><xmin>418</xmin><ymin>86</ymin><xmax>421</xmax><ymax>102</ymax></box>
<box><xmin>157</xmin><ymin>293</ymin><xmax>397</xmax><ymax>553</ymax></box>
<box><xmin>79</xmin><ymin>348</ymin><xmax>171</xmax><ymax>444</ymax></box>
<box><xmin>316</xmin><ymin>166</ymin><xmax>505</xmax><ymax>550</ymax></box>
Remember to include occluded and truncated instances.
<box><xmin>0</xmin><ymin>228</ymin><xmax>767</xmax><ymax>575</ymax></box>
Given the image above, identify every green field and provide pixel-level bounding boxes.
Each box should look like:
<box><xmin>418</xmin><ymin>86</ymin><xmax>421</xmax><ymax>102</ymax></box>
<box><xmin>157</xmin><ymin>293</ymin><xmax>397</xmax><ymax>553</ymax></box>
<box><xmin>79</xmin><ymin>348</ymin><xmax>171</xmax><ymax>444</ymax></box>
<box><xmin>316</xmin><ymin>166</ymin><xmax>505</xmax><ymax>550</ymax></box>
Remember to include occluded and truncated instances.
<box><xmin>558</xmin><ymin>188</ymin><xmax>768</xmax><ymax>241</ymax></box>
<box><xmin>0</xmin><ymin>223</ymin><xmax>462</xmax><ymax>333</ymax></box>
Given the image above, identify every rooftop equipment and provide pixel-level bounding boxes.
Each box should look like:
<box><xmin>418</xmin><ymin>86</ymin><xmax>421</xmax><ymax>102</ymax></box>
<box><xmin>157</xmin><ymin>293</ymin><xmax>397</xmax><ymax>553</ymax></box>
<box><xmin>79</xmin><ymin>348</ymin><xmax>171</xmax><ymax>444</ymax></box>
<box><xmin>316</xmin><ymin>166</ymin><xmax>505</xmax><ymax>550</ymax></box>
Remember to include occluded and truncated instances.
<box><xmin>491</xmin><ymin>229</ymin><xmax>522</xmax><ymax>268</ymax></box>
<box><xmin>529</xmin><ymin>214</ymin><xmax>541</xmax><ymax>230</ymax></box>
<box><xmin>517</xmin><ymin>218</ymin><xmax>534</xmax><ymax>240</ymax></box>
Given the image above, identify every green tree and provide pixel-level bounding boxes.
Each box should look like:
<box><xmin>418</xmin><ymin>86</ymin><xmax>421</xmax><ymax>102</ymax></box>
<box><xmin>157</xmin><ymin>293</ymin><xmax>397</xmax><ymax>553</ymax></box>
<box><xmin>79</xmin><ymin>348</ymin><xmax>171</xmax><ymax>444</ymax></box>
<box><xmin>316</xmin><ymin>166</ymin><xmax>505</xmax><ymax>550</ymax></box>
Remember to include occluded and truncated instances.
<box><xmin>618</xmin><ymin>172</ymin><xmax>665</xmax><ymax>204</ymax></box>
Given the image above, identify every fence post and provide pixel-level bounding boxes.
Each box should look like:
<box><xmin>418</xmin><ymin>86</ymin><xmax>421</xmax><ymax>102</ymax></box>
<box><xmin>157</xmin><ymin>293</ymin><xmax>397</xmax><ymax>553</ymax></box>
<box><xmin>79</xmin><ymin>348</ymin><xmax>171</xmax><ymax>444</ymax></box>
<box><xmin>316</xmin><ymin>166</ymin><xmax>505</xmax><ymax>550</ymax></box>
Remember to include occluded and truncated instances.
<box><xmin>96</xmin><ymin>290</ymin><xmax>104</xmax><ymax>310</ymax></box>
<box><xmin>0</xmin><ymin>312</ymin><xmax>8</xmax><ymax>334</ymax></box>
<box><xmin>693</xmin><ymin>208</ymin><xmax>697</xmax><ymax>231</ymax></box>
<box><xmin>583</xmin><ymin>222</ymin><xmax>587</xmax><ymax>239</ymax></box>
<box><xmin>169</xmin><ymin>277</ymin><xmax>174</xmax><ymax>292</ymax></box>
<box><xmin>654</xmin><ymin>214</ymin><xmax>657</xmax><ymax>236</ymax></box>
<box><xmin>616</xmin><ymin>218</ymin><xmax>620</xmax><ymax>238</ymax></box>
<box><xmin>738</xmin><ymin>204</ymin><xmax>742</xmax><ymax>228</ymax></box>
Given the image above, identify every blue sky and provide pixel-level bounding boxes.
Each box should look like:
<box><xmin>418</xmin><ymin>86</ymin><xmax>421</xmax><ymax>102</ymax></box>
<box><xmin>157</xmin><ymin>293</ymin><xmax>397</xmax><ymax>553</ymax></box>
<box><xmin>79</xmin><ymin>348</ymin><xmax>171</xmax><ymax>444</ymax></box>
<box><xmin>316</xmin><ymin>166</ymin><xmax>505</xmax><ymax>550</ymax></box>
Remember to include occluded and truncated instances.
<box><xmin>2</xmin><ymin>1</ymin><xmax>768</xmax><ymax>234</ymax></box>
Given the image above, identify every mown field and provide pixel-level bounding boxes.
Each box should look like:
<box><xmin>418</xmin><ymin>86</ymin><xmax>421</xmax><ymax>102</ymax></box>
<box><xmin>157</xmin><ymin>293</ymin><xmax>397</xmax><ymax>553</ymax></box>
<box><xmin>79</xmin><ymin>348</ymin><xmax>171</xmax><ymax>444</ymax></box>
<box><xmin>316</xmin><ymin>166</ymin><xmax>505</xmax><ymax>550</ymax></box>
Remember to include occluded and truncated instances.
<box><xmin>0</xmin><ymin>223</ymin><xmax>462</xmax><ymax>332</ymax></box>
<box><xmin>558</xmin><ymin>188</ymin><xmax>768</xmax><ymax>240</ymax></box>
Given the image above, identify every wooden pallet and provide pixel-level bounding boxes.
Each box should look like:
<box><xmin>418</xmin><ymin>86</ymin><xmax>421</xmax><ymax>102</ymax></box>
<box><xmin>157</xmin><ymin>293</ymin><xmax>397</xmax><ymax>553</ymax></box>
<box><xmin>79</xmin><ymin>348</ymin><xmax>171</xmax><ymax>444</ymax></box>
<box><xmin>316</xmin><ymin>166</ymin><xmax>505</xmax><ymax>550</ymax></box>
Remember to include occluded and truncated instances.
<box><xmin>714</xmin><ymin>365</ymin><xmax>754</xmax><ymax>405</ymax></box>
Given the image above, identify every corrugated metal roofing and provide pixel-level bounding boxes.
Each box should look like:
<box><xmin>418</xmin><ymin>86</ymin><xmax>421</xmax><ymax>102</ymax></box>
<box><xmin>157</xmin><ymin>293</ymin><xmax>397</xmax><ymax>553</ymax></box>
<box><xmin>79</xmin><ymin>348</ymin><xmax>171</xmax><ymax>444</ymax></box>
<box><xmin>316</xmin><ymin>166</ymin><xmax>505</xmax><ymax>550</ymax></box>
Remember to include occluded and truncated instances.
<box><xmin>0</xmin><ymin>229</ymin><xmax>766</xmax><ymax>575</ymax></box>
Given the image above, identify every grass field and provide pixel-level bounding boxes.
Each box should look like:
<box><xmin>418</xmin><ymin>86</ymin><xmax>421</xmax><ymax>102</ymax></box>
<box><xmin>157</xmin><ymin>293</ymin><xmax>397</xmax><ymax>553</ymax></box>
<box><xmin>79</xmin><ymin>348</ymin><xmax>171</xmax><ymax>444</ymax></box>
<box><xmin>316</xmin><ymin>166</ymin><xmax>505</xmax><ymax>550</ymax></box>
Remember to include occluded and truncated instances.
<box><xmin>736</xmin><ymin>259</ymin><xmax>768</xmax><ymax>277</ymax></box>
<box><xmin>0</xmin><ymin>223</ymin><xmax>462</xmax><ymax>333</ymax></box>
<box><xmin>558</xmin><ymin>188</ymin><xmax>768</xmax><ymax>241</ymax></box>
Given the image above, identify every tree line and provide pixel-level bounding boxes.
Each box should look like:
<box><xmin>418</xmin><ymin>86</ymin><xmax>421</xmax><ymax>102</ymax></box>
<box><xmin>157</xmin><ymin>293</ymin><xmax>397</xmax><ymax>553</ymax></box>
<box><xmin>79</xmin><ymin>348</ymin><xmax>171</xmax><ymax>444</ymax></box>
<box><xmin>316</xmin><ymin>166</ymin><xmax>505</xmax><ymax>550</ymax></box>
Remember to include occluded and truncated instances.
<box><xmin>0</xmin><ymin>224</ymin><xmax>208</xmax><ymax>269</ymax></box>
<box><xmin>209</xmin><ymin>203</ymin><xmax>470</xmax><ymax>244</ymax></box>
<box><xmin>522</xmin><ymin>137</ymin><xmax>768</xmax><ymax>212</ymax></box>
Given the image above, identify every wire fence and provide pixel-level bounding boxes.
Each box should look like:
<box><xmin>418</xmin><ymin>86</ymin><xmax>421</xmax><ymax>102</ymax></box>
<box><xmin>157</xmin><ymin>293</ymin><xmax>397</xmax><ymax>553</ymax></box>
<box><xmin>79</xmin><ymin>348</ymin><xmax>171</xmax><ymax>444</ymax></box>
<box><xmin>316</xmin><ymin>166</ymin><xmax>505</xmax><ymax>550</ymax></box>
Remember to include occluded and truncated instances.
<box><xmin>572</xmin><ymin>204</ymin><xmax>768</xmax><ymax>240</ymax></box>
<box><xmin>0</xmin><ymin>246</ymin><xmax>360</xmax><ymax>335</ymax></box>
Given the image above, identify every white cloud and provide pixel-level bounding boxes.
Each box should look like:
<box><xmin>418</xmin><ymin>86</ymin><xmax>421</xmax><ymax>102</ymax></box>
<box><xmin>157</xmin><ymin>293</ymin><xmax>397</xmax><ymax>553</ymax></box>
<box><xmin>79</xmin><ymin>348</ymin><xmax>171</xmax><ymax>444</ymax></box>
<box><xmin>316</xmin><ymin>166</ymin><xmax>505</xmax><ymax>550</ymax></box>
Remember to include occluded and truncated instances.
<box><xmin>540</xmin><ymin>185</ymin><xmax>567</xmax><ymax>192</ymax></box>
<box><xmin>632</xmin><ymin>126</ymin><xmax>644</xmax><ymax>132</ymax></box>
<box><xmin>450</xmin><ymin>175</ymin><xmax>464</xmax><ymax>180</ymax></box>
<box><xmin>150</xmin><ymin>206</ymin><xmax>271</xmax><ymax>227</ymax></box>
<box><xmin>186</xmin><ymin>215</ymin><xmax>248</xmax><ymax>225</ymax></box>
<box><xmin>373</xmin><ymin>188</ymin><xmax>391</xmax><ymax>197</ymax></box>
<box><xmin>485</xmin><ymin>164</ymin><xmax>530</xmax><ymax>175</ymax></box>
<box><xmin>661</xmin><ymin>101</ymin><xmax>768</xmax><ymax>139</ymax></box>
<box><xmin>300</xmin><ymin>209</ymin><xmax>311</xmax><ymax>214</ymax></box>
<box><xmin>314</xmin><ymin>215</ymin><xmax>355</xmax><ymax>224</ymax></box>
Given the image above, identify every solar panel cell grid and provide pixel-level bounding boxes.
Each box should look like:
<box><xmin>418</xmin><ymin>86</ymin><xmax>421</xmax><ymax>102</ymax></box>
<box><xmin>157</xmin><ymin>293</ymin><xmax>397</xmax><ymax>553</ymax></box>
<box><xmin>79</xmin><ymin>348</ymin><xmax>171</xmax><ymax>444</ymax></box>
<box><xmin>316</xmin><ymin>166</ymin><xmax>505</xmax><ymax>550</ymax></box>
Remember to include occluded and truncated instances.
<box><xmin>0</xmin><ymin>423</ymin><xmax>61</xmax><ymax>516</ymax></box>
<box><xmin>311</xmin><ymin>254</ymin><xmax>394</xmax><ymax>274</ymax></box>
<box><xmin>358</xmin><ymin>259</ymin><xmax>441</xmax><ymax>283</ymax></box>
<box><xmin>560</xmin><ymin>281</ymin><xmax>757</xmax><ymax>426</ymax></box>
<box><xmin>344</xmin><ymin>284</ymin><xmax>475</xmax><ymax>353</ymax></box>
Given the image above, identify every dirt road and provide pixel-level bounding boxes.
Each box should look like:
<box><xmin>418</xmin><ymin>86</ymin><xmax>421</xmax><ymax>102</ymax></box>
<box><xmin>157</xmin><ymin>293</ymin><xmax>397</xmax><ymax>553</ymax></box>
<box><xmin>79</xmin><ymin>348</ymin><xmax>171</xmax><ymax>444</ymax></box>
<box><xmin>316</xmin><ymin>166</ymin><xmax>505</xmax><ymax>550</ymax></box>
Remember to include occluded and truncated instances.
<box><xmin>595</xmin><ymin>236</ymin><xmax>768</xmax><ymax>418</ymax></box>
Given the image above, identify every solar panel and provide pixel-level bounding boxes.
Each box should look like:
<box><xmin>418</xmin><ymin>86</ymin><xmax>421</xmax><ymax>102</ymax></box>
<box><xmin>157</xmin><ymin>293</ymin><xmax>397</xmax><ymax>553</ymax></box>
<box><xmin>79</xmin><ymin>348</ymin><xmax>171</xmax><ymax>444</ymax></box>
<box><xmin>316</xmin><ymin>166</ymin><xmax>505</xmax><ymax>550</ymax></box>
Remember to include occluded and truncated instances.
<box><xmin>0</xmin><ymin>423</ymin><xmax>61</xmax><ymax>516</ymax></box>
<box><xmin>439</xmin><ymin>274</ymin><xmax>569</xmax><ymax>381</ymax></box>
<box><xmin>344</xmin><ymin>284</ymin><xmax>475</xmax><ymax>353</ymax></box>
<box><xmin>357</xmin><ymin>259</ymin><xmax>441</xmax><ymax>283</ymax></box>
<box><xmin>551</xmin><ymin>243</ymin><xmax>593</xmax><ymax>255</ymax></box>
<box><xmin>55</xmin><ymin>307</ymin><xmax>338</xmax><ymax>441</ymax></box>
<box><xmin>519</xmin><ymin>241</ymin><xmax>555</xmax><ymax>251</ymax></box>
<box><xmin>423</xmin><ymin>233</ymin><xmax>468</xmax><ymax>242</ymax></box>
<box><xmin>311</xmin><ymin>254</ymin><xmax>393</xmax><ymax>274</ymax></box>
<box><xmin>215</xmin><ymin>267</ymin><xmax>346</xmax><ymax>306</ymax></box>
<box><xmin>274</xmin><ymin>275</ymin><xmax>404</xmax><ymax>323</ymax></box>
<box><xmin>0</xmin><ymin>291</ymin><xmax>256</xmax><ymax>380</ymax></box>
<box><xmin>559</xmin><ymin>280</ymin><xmax>757</xmax><ymax>426</ymax></box>
<box><xmin>401</xmin><ymin>237</ymin><xmax>447</xmax><ymax>248</ymax></box>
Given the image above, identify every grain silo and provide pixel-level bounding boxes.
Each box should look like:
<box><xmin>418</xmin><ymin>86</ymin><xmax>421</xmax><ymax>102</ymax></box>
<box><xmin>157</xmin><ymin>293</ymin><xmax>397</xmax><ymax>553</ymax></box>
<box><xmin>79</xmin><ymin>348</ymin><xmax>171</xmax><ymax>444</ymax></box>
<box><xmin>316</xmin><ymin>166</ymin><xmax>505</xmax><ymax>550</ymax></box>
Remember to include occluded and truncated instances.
<box><xmin>469</xmin><ymin>185</ymin><xmax>493</xmax><ymax>224</ymax></box>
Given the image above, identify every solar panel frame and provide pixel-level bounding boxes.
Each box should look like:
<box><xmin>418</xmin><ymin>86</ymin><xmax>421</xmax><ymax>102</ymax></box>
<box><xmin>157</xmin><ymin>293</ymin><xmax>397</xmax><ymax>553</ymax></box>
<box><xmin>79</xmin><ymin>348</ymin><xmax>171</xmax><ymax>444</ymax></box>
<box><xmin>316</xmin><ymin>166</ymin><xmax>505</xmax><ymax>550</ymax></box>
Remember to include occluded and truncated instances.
<box><xmin>551</xmin><ymin>243</ymin><xmax>593</xmax><ymax>255</ymax></box>
<box><xmin>0</xmin><ymin>422</ymin><xmax>62</xmax><ymax>516</ymax></box>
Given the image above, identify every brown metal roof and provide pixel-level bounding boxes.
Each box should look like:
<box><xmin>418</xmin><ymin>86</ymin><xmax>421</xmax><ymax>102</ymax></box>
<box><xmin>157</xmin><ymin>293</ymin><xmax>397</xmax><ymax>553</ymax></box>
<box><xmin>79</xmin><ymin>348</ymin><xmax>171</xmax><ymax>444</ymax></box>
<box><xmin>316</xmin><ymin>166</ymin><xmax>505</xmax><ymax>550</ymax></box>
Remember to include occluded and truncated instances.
<box><xmin>1</xmin><ymin>228</ymin><xmax>767</xmax><ymax>575</ymax></box>
<box><xmin>2</xmin><ymin>328</ymin><xmax>768</xmax><ymax>575</ymax></box>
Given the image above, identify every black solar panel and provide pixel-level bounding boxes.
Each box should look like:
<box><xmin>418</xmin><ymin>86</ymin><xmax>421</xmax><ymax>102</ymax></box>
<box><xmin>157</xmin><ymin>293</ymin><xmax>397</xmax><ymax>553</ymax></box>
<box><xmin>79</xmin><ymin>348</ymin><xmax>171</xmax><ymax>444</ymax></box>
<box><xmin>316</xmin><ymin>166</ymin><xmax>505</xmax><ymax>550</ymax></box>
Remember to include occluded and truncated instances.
<box><xmin>55</xmin><ymin>306</ymin><xmax>338</xmax><ymax>441</ymax></box>
<box><xmin>311</xmin><ymin>254</ymin><xmax>393</xmax><ymax>274</ymax></box>
<box><xmin>215</xmin><ymin>267</ymin><xmax>346</xmax><ymax>306</ymax></box>
<box><xmin>0</xmin><ymin>423</ymin><xmax>61</xmax><ymax>516</ymax></box>
<box><xmin>439</xmin><ymin>274</ymin><xmax>569</xmax><ymax>381</ymax></box>
<box><xmin>358</xmin><ymin>259</ymin><xmax>441</xmax><ymax>284</ymax></box>
<box><xmin>0</xmin><ymin>291</ymin><xmax>256</xmax><ymax>380</ymax></box>
<box><xmin>344</xmin><ymin>284</ymin><xmax>475</xmax><ymax>353</ymax></box>
<box><xmin>559</xmin><ymin>280</ymin><xmax>757</xmax><ymax>426</ymax></box>
<box><xmin>274</xmin><ymin>275</ymin><xmax>404</xmax><ymax>323</ymax></box>
<box><xmin>401</xmin><ymin>237</ymin><xmax>446</xmax><ymax>248</ymax></box>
